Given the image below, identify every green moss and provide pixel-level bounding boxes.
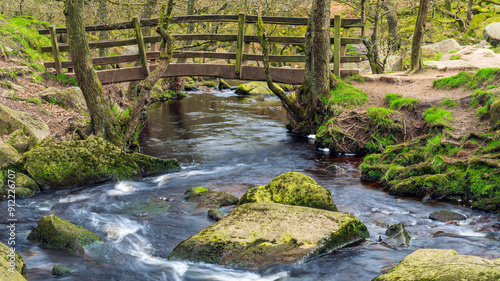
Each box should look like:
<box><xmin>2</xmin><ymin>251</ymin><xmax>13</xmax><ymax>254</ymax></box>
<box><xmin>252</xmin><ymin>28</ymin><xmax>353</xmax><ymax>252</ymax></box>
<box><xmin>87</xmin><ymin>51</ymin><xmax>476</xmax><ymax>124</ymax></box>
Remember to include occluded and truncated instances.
<box><xmin>440</xmin><ymin>98</ymin><xmax>458</xmax><ymax>108</ymax></box>
<box><xmin>450</xmin><ymin>54</ymin><xmax>462</xmax><ymax>60</ymax></box>
<box><xmin>384</xmin><ymin>93</ymin><xmax>403</xmax><ymax>106</ymax></box>
<box><xmin>423</xmin><ymin>107</ymin><xmax>454</xmax><ymax>126</ymax></box>
<box><xmin>240</xmin><ymin>171</ymin><xmax>337</xmax><ymax>211</ymax></box>
<box><xmin>184</xmin><ymin>186</ymin><xmax>209</xmax><ymax>198</ymax></box>
<box><xmin>27</xmin><ymin>214</ymin><xmax>102</xmax><ymax>254</ymax></box>
<box><xmin>0</xmin><ymin>242</ymin><xmax>26</xmax><ymax>278</ymax></box>
<box><xmin>433</xmin><ymin>68</ymin><xmax>500</xmax><ymax>90</ymax></box>
<box><xmin>449</xmin><ymin>49</ymin><xmax>459</xmax><ymax>53</ymax></box>
<box><xmin>324</xmin><ymin>79</ymin><xmax>369</xmax><ymax>108</ymax></box>
<box><xmin>389</xmin><ymin>97</ymin><xmax>420</xmax><ymax>110</ymax></box>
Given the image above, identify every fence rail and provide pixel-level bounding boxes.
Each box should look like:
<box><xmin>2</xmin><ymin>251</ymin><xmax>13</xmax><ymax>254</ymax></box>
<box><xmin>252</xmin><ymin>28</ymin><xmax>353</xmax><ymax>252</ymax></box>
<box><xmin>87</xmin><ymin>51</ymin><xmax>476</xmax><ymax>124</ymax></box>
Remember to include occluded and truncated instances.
<box><xmin>39</xmin><ymin>14</ymin><xmax>365</xmax><ymax>85</ymax></box>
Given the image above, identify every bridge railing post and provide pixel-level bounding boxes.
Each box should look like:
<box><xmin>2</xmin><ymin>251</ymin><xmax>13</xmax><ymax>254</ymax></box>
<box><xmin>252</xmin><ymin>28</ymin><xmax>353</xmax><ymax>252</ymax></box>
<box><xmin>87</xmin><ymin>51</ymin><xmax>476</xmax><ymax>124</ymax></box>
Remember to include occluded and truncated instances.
<box><xmin>133</xmin><ymin>16</ymin><xmax>150</xmax><ymax>77</ymax></box>
<box><xmin>333</xmin><ymin>15</ymin><xmax>341</xmax><ymax>77</ymax></box>
<box><xmin>235</xmin><ymin>13</ymin><xmax>246</xmax><ymax>79</ymax></box>
<box><xmin>48</xmin><ymin>25</ymin><xmax>63</xmax><ymax>75</ymax></box>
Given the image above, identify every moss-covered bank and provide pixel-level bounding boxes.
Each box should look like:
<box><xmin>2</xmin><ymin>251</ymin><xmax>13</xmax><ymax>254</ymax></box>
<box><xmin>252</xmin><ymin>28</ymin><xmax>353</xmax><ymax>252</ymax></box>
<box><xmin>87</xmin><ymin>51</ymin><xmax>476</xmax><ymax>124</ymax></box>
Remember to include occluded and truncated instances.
<box><xmin>0</xmin><ymin>242</ymin><xmax>26</xmax><ymax>280</ymax></box>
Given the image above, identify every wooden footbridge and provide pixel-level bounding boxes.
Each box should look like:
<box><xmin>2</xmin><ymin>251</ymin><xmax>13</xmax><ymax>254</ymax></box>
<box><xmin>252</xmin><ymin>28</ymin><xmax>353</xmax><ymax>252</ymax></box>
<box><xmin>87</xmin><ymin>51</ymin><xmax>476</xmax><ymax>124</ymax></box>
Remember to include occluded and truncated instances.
<box><xmin>39</xmin><ymin>14</ymin><xmax>364</xmax><ymax>85</ymax></box>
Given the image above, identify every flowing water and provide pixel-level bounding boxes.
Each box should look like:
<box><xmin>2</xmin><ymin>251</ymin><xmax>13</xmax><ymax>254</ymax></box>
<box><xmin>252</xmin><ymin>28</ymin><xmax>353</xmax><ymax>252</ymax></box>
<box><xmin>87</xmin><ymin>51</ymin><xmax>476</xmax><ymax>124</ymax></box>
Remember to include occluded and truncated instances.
<box><xmin>1</xmin><ymin>89</ymin><xmax>500</xmax><ymax>281</ymax></box>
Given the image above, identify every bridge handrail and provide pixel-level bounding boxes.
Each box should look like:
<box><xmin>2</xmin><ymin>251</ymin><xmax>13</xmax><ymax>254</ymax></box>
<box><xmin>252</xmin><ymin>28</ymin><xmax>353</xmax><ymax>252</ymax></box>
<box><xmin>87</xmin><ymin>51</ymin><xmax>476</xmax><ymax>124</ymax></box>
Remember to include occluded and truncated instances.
<box><xmin>38</xmin><ymin>15</ymin><xmax>363</xmax><ymax>35</ymax></box>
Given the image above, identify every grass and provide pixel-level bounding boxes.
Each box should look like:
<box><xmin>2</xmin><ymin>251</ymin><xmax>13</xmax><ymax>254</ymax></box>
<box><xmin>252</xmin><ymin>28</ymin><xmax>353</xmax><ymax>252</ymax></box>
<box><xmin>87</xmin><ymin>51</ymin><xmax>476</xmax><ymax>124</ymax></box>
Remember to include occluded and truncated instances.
<box><xmin>423</xmin><ymin>107</ymin><xmax>454</xmax><ymax>126</ymax></box>
<box><xmin>323</xmin><ymin>79</ymin><xmax>368</xmax><ymax>108</ymax></box>
<box><xmin>490</xmin><ymin>46</ymin><xmax>500</xmax><ymax>54</ymax></box>
<box><xmin>440</xmin><ymin>98</ymin><xmax>458</xmax><ymax>108</ymax></box>
<box><xmin>0</xmin><ymin>14</ymin><xmax>51</xmax><ymax>68</ymax></box>
<box><xmin>433</xmin><ymin>68</ymin><xmax>500</xmax><ymax>89</ymax></box>
<box><xmin>26</xmin><ymin>97</ymin><xmax>42</xmax><ymax>105</ymax></box>
<box><xmin>343</xmin><ymin>74</ymin><xmax>365</xmax><ymax>84</ymax></box>
<box><xmin>450</xmin><ymin>55</ymin><xmax>462</xmax><ymax>60</ymax></box>
<box><xmin>449</xmin><ymin>49</ymin><xmax>460</xmax><ymax>53</ymax></box>
<box><xmin>383</xmin><ymin>93</ymin><xmax>420</xmax><ymax>110</ymax></box>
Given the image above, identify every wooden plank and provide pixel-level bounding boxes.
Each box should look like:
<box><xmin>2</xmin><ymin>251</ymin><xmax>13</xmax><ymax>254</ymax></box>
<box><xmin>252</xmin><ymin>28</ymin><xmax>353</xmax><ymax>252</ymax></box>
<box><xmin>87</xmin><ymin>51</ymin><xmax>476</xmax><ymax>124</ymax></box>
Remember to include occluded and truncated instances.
<box><xmin>241</xmin><ymin>66</ymin><xmax>304</xmax><ymax>85</ymax></box>
<box><xmin>95</xmin><ymin>64</ymin><xmax>236</xmax><ymax>84</ymax></box>
<box><xmin>133</xmin><ymin>16</ymin><xmax>150</xmax><ymax>77</ymax></box>
<box><xmin>38</xmin><ymin>16</ymin><xmax>363</xmax><ymax>34</ymax></box>
<box><xmin>41</xmin><ymin>35</ymin><xmax>362</xmax><ymax>53</ymax></box>
<box><xmin>243</xmin><ymin>54</ymin><xmax>305</xmax><ymax>62</ymax></box>
<box><xmin>235</xmin><ymin>13</ymin><xmax>246</xmax><ymax>79</ymax></box>
<box><xmin>48</xmin><ymin>25</ymin><xmax>62</xmax><ymax>74</ymax></box>
<box><xmin>333</xmin><ymin>15</ymin><xmax>341</xmax><ymax>77</ymax></box>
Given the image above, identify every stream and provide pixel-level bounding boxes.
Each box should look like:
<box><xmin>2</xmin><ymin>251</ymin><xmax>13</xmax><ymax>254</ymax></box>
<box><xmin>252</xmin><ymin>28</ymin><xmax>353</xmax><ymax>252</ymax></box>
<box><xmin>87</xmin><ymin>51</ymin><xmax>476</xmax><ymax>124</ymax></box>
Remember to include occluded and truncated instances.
<box><xmin>1</xmin><ymin>89</ymin><xmax>500</xmax><ymax>280</ymax></box>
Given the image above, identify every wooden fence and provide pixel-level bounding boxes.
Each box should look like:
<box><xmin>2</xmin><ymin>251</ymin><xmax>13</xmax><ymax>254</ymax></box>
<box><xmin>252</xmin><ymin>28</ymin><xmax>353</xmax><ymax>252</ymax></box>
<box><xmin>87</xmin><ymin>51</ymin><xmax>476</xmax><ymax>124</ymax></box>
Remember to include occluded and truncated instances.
<box><xmin>38</xmin><ymin>14</ymin><xmax>364</xmax><ymax>85</ymax></box>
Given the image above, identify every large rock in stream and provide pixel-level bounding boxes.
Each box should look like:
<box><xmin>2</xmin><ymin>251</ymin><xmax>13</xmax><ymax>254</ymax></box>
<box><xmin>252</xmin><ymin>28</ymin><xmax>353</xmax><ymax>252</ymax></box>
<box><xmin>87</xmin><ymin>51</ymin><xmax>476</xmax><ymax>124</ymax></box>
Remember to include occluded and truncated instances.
<box><xmin>240</xmin><ymin>171</ymin><xmax>338</xmax><ymax>211</ymax></box>
<box><xmin>22</xmin><ymin>135</ymin><xmax>181</xmax><ymax>189</ymax></box>
<box><xmin>27</xmin><ymin>214</ymin><xmax>102</xmax><ymax>254</ymax></box>
<box><xmin>235</xmin><ymin>81</ymin><xmax>283</xmax><ymax>96</ymax></box>
<box><xmin>168</xmin><ymin>202</ymin><xmax>369</xmax><ymax>268</ymax></box>
<box><xmin>373</xmin><ymin>249</ymin><xmax>500</xmax><ymax>281</ymax></box>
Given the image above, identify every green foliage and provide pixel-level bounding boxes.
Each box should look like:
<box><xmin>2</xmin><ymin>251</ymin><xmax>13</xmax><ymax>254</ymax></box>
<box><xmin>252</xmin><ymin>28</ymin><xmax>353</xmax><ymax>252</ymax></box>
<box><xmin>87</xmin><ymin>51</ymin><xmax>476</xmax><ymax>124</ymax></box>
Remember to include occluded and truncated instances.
<box><xmin>384</xmin><ymin>93</ymin><xmax>403</xmax><ymax>105</ymax></box>
<box><xmin>433</xmin><ymin>68</ymin><xmax>500</xmax><ymax>89</ymax></box>
<box><xmin>47</xmin><ymin>73</ymin><xmax>78</xmax><ymax>86</ymax></box>
<box><xmin>343</xmin><ymin>74</ymin><xmax>365</xmax><ymax>84</ymax></box>
<box><xmin>0</xmin><ymin>16</ymin><xmax>51</xmax><ymax>65</ymax></box>
<box><xmin>450</xmin><ymin>55</ymin><xmax>461</xmax><ymax>60</ymax></box>
<box><xmin>384</xmin><ymin>93</ymin><xmax>419</xmax><ymax>110</ymax></box>
<box><xmin>423</xmin><ymin>107</ymin><xmax>454</xmax><ymax>126</ymax></box>
<box><xmin>440</xmin><ymin>98</ymin><xmax>458</xmax><ymax>108</ymax></box>
<box><xmin>491</xmin><ymin>46</ymin><xmax>500</xmax><ymax>54</ymax></box>
<box><xmin>346</xmin><ymin>44</ymin><xmax>361</xmax><ymax>56</ymax></box>
<box><xmin>449</xmin><ymin>49</ymin><xmax>459</xmax><ymax>54</ymax></box>
<box><xmin>26</xmin><ymin>97</ymin><xmax>41</xmax><ymax>105</ymax></box>
<box><xmin>30</xmin><ymin>74</ymin><xmax>44</xmax><ymax>84</ymax></box>
<box><xmin>324</xmin><ymin>79</ymin><xmax>368</xmax><ymax>108</ymax></box>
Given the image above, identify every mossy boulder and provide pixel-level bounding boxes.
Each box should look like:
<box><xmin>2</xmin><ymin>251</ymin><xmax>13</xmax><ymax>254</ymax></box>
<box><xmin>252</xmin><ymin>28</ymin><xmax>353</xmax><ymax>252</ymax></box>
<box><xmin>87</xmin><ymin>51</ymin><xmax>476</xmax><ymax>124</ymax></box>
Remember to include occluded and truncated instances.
<box><xmin>27</xmin><ymin>214</ymin><xmax>102</xmax><ymax>254</ymax></box>
<box><xmin>384</xmin><ymin>223</ymin><xmax>411</xmax><ymax>248</ymax></box>
<box><xmin>7</xmin><ymin>129</ymin><xmax>30</xmax><ymax>153</ymax></box>
<box><xmin>185</xmin><ymin>187</ymin><xmax>239</xmax><ymax>208</ymax></box>
<box><xmin>169</xmin><ymin>202</ymin><xmax>369</xmax><ymax>268</ymax></box>
<box><xmin>184</xmin><ymin>186</ymin><xmax>208</xmax><ymax>198</ymax></box>
<box><xmin>484</xmin><ymin>22</ymin><xmax>500</xmax><ymax>47</ymax></box>
<box><xmin>22</xmin><ymin>136</ymin><xmax>181</xmax><ymax>189</ymax></box>
<box><xmin>0</xmin><ymin>139</ymin><xmax>20</xmax><ymax>169</ymax></box>
<box><xmin>51</xmin><ymin>264</ymin><xmax>77</xmax><ymax>276</ymax></box>
<box><xmin>429</xmin><ymin>210</ymin><xmax>466</xmax><ymax>222</ymax></box>
<box><xmin>235</xmin><ymin>81</ymin><xmax>283</xmax><ymax>96</ymax></box>
<box><xmin>39</xmin><ymin>87</ymin><xmax>88</xmax><ymax>113</ymax></box>
<box><xmin>0</xmin><ymin>103</ymin><xmax>50</xmax><ymax>144</ymax></box>
<box><xmin>240</xmin><ymin>171</ymin><xmax>337</xmax><ymax>211</ymax></box>
<box><xmin>489</xmin><ymin>98</ymin><xmax>500</xmax><ymax>124</ymax></box>
<box><xmin>373</xmin><ymin>249</ymin><xmax>500</xmax><ymax>281</ymax></box>
<box><xmin>0</xmin><ymin>242</ymin><xmax>26</xmax><ymax>280</ymax></box>
<box><xmin>1</xmin><ymin>172</ymin><xmax>39</xmax><ymax>199</ymax></box>
<box><xmin>218</xmin><ymin>79</ymin><xmax>231</xmax><ymax>90</ymax></box>
<box><xmin>207</xmin><ymin>208</ymin><xmax>227</xmax><ymax>221</ymax></box>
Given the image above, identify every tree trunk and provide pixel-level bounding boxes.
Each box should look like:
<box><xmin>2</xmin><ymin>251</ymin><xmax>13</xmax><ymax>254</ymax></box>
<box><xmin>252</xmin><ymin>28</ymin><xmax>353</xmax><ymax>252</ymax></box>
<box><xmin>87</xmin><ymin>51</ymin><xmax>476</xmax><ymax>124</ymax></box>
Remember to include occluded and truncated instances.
<box><xmin>382</xmin><ymin>0</ymin><xmax>398</xmax><ymax>52</ymax></box>
<box><xmin>466</xmin><ymin>0</ymin><xmax>473</xmax><ymax>24</ymax></box>
<box><xmin>64</xmin><ymin>0</ymin><xmax>122</xmax><ymax>146</ymax></box>
<box><xmin>361</xmin><ymin>0</ymin><xmax>366</xmax><ymax>38</ymax></box>
<box><xmin>310</xmin><ymin>0</ymin><xmax>331</xmax><ymax>101</ymax></box>
<box><xmin>408</xmin><ymin>0</ymin><xmax>430</xmax><ymax>74</ymax></box>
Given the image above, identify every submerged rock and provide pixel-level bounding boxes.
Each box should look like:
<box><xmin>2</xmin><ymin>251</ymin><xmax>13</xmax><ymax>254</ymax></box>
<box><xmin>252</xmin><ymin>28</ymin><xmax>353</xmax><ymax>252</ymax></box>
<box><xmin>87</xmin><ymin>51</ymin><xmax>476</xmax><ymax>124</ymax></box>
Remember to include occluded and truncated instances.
<box><xmin>240</xmin><ymin>171</ymin><xmax>337</xmax><ymax>211</ymax></box>
<box><xmin>168</xmin><ymin>202</ymin><xmax>369</xmax><ymax>268</ymax></box>
<box><xmin>429</xmin><ymin>210</ymin><xmax>466</xmax><ymax>222</ymax></box>
<box><xmin>325</xmin><ymin>164</ymin><xmax>347</xmax><ymax>175</ymax></box>
<box><xmin>22</xmin><ymin>136</ymin><xmax>181</xmax><ymax>189</ymax></box>
<box><xmin>235</xmin><ymin>81</ymin><xmax>283</xmax><ymax>96</ymax></box>
<box><xmin>51</xmin><ymin>264</ymin><xmax>77</xmax><ymax>276</ymax></box>
<box><xmin>207</xmin><ymin>208</ymin><xmax>227</xmax><ymax>221</ymax></box>
<box><xmin>384</xmin><ymin>223</ymin><xmax>411</xmax><ymax>248</ymax></box>
<box><xmin>0</xmin><ymin>103</ymin><xmax>50</xmax><ymax>144</ymax></box>
<box><xmin>373</xmin><ymin>249</ymin><xmax>500</xmax><ymax>281</ymax></box>
<box><xmin>184</xmin><ymin>187</ymin><xmax>239</xmax><ymax>208</ymax></box>
<box><xmin>0</xmin><ymin>242</ymin><xmax>26</xmax><ymax>280</ymax></box>
<box><xmin>27</xmin><ymin>214</ymin><xmax>102</xmax><ymax>254</ymax></box>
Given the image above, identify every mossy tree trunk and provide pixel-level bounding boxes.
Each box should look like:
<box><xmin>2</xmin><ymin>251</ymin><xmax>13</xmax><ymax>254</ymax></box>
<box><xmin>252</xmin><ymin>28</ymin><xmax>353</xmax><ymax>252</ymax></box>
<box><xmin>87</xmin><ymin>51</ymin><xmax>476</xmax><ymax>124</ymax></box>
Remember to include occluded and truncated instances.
<box><xmin>64</xmin><ymin>0</ymin><xmax>176</xmax><ymax>149</ymax></box>
<box><xmin>64</xmin><ymin>0</ymin><xmax>123</xmax><ymax>146</ymax></box>
<box><xmin>98</xmin><ymin>0</ymin><xmax>109</xmax><ymax>70</ymax></box>
<box><xmin>408</xmin><ymin>0</ymin><xmax>430</xmax><ymax>75</ymax></box>
<box><xmin>466</xmin><ymin>0</ymin><xmax>473</xmax><ymax>24</ymax></box>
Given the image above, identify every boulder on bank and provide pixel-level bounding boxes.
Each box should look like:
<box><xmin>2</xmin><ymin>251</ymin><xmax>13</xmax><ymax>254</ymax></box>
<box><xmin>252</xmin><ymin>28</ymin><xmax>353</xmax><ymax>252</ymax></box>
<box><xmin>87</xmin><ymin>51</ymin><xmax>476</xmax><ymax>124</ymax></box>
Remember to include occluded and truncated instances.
<box><xmin>235</xmin><ymin>81</ymin><xmax>283</xmax><ymax>96</ymax></box>
<box><xmin>373</xmin><ymin>249</ymin><xmax>500</xmax><ymax>281</ymax></box>
<box><xmin>0</xmin><ymin>242</ymin><xmax>26</xmax><ymax>280</ymax></box>
<box><xmin>2</xmin><ymin>172</ymin><xmax>40</xmax><ymax>199</ymax></box>
<box><xmin>429</xmin><ymin>210</ymin><xmax>466</xmax><ymax>222</ymax></box>
<box><xmin>0</xmin><ymin>139</ymin><xmax>21</xmax><ymax>169</ymax></box>
<box><xmin>484</xmin><ymin>22</ymin><xmax>500</xmax><ymax>47</ymax></box>
<box><xmin>240</xmin><ymin>171</ymin><xmax>337</xmax><ymax>211</ymax></box>
<box><xmin>7</xmin><ymin>129</ymin><xmax>30</xmax><ymax>153</ymax></box>
<box><xmin>22</xmin><ymin>135</ymin><xmax>181</xmax><ymax>189</ymax></box>
<box><xmin>168</xmin><ymin>202</ymin><xmax>369</xmax><ymax>268</ymax></box>
<box><xmin>0</xmin><ymin>103</ymin><xmax>50</xmax><ymax>144</ymax></box>
<box><xmin>27</xmin><ymin>214</ymin><xmax>102</xmax><ymax>254</ymax></box>
<box><xmin>424</xmin><ymin>39</ymin><xmax>461</xmax><ymax>54</ymax></box>
<box><xmin>39</xmin><ymin>87</ymin><xmax>88</xmax><ymax>113</ymax></box>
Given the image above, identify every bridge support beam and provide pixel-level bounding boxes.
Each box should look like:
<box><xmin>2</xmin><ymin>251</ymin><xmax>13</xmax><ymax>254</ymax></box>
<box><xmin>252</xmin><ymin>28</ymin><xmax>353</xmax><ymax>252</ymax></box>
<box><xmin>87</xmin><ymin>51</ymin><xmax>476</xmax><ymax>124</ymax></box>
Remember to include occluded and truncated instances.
<box><xmin>235</xmin><ymin>13</ymin><xmax>246</xmax><ymax>79</ymax></box>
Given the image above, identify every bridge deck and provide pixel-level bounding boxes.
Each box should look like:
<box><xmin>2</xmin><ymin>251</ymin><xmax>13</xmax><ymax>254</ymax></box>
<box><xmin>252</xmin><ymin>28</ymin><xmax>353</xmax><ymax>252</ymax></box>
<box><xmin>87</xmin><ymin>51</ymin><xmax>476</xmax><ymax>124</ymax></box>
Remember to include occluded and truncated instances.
<box><xmin>90</xmin><ymin>64</ymin><xmax>358</xmax><ymax>85</ymax></box>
